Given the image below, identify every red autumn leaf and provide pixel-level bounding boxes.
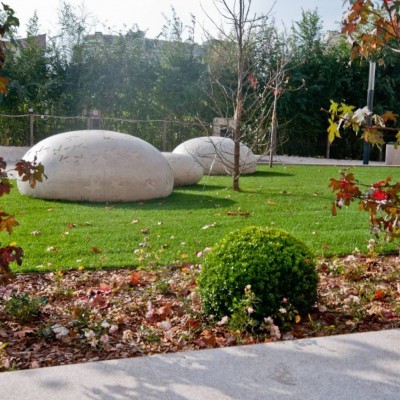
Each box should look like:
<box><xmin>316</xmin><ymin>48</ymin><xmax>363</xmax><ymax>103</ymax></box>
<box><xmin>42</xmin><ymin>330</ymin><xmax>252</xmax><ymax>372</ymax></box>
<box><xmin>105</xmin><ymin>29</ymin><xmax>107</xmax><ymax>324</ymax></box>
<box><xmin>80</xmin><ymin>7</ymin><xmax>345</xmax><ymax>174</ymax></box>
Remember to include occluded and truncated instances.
<box><xmin>371</xmin><ymin>190</ymin><xmax>388</xmax><ymax>200</ymax></box>
<box><xmin>0</xmin><ymin>179</ymin><xmax>11</xmax><ymax>197</ymax></box>
<box><xmin>374</xmin><ymin>289</ymin><xmax>385</xmax><ymax>301</ymax></box>
<box><xmin>129</xmin><ymin>272</ymin><xmax>141</xmax><ymax>286</ymax></box>
<box><xmin>199</xmin><ymin>330</ymin><xmax>217</xmax><ymax>348</ymax></box>
<box><xmin>185</xmin><ymin>319</ymin><xmax>201</xmax><ymax>330</ymax></box>
<box><xmin>91</xmin><ymin>246</ymin><xmax>101</xmax><ymax>253</ymax></box>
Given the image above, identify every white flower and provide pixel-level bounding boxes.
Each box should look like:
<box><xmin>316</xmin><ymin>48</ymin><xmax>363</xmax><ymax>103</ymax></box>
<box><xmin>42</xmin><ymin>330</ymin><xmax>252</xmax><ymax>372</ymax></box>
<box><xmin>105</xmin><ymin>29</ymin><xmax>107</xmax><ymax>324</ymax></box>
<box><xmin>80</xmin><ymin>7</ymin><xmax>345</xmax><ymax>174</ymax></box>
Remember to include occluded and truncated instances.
<box><xmin>349</xmin><ymin>295</ymin><xmax>360</xmax><ymax>304</ymax></box>
<box><xmin>109</xmin><ymin>325</ymin><xmax>118</xmax><ymax>334</ymax></box>
<box><xmin>100</xmin><ymin>334</ymin><xmax>109</xmax><ymax>344</ymax></box>
<box><xmin>84</xmin><ymin>329</ymin><xmax>96</xmax><ymax>339</ymax></box>
<box><xmin>101</xmin><ymin>321</ymin><xmax>110</xmax><ymax>328</ymax></box>
<box><xmin>217</xmin><ymin>316</ymin><xmax>229</xmax><ymax>326</ymax></box>
<box><xmin>279</xmin><ymin>307</ymin><xmax>287</xmax><ymax>314</ymax></box>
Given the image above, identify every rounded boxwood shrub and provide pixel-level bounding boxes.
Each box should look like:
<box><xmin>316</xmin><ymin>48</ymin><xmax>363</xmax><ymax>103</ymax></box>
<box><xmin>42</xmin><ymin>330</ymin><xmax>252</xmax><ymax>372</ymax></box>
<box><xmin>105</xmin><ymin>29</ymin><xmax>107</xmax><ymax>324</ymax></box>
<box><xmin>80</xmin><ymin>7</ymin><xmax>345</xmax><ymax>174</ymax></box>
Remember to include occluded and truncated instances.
<box><xmin>198</xmin><ymin>226</ymin><xmax>318</xmax><ymax>319</ymax></box>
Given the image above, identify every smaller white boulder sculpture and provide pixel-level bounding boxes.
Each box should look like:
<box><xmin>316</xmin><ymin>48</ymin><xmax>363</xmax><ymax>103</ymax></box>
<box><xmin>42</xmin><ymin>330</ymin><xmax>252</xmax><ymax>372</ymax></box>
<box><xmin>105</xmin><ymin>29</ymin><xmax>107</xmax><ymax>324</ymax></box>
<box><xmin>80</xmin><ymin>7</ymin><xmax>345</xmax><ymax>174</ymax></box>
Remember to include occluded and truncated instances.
<box><xmin>162</xmin><ymin>152</ymin><xmax>203</xmax><ymax>186</ymax></box>
<box><xmin>173</xmin><ymin>136</ymin><xmax>257</xmax><ymax>175</ymax></box>
<box><xmin>17</xmin><ymin>130</ymin><xmax>174</xmax><ymax>202</ymax></box>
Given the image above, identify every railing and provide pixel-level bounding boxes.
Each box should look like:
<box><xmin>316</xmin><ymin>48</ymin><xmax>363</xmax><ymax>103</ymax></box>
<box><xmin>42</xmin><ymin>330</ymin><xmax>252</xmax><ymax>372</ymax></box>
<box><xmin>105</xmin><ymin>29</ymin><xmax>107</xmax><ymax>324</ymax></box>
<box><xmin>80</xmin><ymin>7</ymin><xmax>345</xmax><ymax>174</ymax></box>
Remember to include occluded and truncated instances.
<box><xmin>0</xmin><ymin>112</ymin><xmax>211</xmax><ymax>151</ymax></box>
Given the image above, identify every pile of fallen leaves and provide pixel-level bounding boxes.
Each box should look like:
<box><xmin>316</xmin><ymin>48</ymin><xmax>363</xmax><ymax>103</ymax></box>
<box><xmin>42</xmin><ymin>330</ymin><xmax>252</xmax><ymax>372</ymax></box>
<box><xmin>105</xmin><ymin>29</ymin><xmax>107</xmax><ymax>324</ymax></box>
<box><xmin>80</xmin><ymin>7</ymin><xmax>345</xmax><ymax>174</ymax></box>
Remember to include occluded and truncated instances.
<box><xmin>0</xmin><ymin>253</ymin><xmax>399</xmax><ymax>371</ymax></box>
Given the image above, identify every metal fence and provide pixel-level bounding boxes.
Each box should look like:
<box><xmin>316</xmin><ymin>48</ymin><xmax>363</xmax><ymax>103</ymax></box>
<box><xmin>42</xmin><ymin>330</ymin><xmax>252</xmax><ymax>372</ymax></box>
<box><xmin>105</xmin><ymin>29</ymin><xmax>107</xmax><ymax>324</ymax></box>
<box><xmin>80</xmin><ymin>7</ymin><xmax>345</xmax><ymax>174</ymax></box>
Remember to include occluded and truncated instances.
<box><xmin>0</xmin><ymin>112</ymin><xmax>211</xmax><ymax>151</ymax></box>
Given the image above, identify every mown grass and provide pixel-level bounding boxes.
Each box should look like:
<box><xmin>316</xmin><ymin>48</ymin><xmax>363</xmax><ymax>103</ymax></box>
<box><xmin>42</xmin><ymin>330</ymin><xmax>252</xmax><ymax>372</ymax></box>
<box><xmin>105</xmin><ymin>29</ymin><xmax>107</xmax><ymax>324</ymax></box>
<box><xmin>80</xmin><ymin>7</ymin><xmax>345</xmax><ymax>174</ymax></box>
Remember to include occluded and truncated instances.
<box><xmin>4</xmin><ymin>164</ymin><xmax>400</xmax><ymax>273</ymax></box>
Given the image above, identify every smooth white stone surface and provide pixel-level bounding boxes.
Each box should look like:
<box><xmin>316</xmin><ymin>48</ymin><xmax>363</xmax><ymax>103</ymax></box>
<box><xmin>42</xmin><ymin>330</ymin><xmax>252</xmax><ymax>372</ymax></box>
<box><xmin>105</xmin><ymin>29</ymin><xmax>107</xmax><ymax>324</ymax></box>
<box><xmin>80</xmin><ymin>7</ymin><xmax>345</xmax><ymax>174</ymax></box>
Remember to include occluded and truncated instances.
<box><xmin>173</xmin><ymin>136</ymin><xmax>257</xmax><ymax>175</ymax></box>
<box><xmin>162</xmin><ymin>152</ymin><xmax>203</xmax><ymax>186</ymax></box>
<box><xmin>17</xmin><ymin>130</ymin><xmax>174</xmax><ymax>202</ymax></box>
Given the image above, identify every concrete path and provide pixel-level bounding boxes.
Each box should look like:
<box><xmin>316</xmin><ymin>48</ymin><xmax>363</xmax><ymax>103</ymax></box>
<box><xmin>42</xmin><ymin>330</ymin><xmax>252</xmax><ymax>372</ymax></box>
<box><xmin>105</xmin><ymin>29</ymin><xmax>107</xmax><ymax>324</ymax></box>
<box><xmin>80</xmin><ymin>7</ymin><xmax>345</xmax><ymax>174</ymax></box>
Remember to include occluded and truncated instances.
<box><xmin>260</xmin><ymin>154</ymin><xmax>386</xmax><ymax>166</ymax></box>
<box><xmin>1</xmin><ymin>329</ymin><xmax>399</xmax><ymax>400</ymax></box>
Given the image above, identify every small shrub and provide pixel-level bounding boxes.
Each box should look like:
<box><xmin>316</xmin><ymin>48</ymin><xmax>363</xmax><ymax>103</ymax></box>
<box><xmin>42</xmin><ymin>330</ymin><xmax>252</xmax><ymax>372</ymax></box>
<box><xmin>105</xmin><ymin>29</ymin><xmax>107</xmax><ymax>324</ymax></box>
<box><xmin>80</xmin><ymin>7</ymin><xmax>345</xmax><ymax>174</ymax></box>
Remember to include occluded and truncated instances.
<box><xmin>4</xmin><ymin>293</ymin><xmax>44</xmax><ymax>323</ymax></box>
<box><xmin>198</xmin><ymin>226</ymin><xmax>318</xmax><ymax>320</ymax></box>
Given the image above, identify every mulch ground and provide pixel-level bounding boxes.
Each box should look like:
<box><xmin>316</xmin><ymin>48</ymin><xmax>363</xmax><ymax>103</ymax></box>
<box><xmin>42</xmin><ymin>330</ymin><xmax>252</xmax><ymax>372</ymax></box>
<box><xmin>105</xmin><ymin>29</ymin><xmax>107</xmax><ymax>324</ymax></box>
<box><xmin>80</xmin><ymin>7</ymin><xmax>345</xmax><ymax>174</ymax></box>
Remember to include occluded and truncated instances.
<box><xmin>0</xmin><ymin>252</ymin><xmax>399</xmax><ymax>371</ymax></box>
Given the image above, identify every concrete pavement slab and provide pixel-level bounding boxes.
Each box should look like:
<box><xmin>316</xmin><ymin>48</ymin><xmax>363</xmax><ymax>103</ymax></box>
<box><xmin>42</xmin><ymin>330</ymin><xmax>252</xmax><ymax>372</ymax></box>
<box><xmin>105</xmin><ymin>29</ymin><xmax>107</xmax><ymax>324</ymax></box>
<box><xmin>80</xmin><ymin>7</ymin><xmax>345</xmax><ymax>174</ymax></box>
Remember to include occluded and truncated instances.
<box><xmin>1</xmin><ymin>329</ymin><xmax>399</xmax><ymax>400</ymax></box>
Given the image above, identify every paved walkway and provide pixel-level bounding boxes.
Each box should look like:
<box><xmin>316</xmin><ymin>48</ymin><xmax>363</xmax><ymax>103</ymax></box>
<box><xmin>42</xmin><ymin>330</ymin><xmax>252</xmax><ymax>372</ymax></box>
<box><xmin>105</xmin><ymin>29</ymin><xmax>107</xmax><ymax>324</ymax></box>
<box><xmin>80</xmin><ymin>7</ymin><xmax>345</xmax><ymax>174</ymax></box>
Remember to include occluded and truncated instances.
<box><xmin>1</xmin><ymin>329</ymin><xmax>399</xmax><ymax>399</ymax></box>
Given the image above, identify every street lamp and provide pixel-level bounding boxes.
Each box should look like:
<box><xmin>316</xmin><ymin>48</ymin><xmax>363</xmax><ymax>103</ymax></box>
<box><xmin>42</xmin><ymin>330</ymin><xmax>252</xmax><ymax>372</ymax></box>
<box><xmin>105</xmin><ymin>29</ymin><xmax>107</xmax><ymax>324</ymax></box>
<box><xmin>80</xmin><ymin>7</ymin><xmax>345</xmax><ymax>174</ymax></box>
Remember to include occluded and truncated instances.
<box><xmin>363</xmin><ymin>61</ymin><xmax>376</xmax><ymax>165</ymax></box>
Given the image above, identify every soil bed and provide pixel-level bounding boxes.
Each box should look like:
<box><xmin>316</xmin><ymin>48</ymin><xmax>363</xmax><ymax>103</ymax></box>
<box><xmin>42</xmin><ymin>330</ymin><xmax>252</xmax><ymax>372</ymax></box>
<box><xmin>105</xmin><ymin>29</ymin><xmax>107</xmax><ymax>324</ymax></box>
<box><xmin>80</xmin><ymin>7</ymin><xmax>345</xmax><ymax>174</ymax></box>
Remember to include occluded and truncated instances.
<box><xmin>0</xmin><ymin>253</ymin><xmax>399</xmax><ymax>371</ymax></box>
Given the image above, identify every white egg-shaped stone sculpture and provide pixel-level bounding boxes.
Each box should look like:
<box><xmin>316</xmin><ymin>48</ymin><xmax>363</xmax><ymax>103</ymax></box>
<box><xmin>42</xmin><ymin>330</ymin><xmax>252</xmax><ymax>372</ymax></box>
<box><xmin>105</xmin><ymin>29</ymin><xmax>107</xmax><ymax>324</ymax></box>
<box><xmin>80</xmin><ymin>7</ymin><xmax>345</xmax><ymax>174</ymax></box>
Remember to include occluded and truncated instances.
<box><xmin>17</xmin><ymin>130</ymin><xmax>174</xmax><ymax>202</ymax></box>
<box><xmin>172</xmin><ymin>136</ymin><xmax>257</xmax><ymax>175</ymax></box>
<box><xmin>162</xmin><ymin>152</ymin><xmax>203</xmax><ymax>186</ymax></box>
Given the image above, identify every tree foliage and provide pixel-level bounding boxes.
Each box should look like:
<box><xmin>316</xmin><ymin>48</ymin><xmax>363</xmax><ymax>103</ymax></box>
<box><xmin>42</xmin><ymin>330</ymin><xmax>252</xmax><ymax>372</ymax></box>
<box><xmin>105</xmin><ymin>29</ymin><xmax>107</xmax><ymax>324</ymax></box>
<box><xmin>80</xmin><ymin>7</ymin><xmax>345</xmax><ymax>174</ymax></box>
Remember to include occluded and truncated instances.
<box><xmin>0</xmin><ymin>1</ymin><xmax>400</xmax><ymax>161</ymax></box>
<box><xmin>0</xmin><ymin>4</ymin><xmax>45</xmax><ymax>279</ymax></box>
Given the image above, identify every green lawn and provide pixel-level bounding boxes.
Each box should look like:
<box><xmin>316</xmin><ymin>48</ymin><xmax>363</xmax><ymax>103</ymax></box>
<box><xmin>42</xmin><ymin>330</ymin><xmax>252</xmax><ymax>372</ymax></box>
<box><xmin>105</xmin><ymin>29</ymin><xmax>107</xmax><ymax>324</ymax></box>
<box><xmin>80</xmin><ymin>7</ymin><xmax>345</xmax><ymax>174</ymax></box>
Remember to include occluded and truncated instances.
<box><xmin>4</xmin><ymin>164</ymin><xmax>400</xmax><ymax>273</ymax></box>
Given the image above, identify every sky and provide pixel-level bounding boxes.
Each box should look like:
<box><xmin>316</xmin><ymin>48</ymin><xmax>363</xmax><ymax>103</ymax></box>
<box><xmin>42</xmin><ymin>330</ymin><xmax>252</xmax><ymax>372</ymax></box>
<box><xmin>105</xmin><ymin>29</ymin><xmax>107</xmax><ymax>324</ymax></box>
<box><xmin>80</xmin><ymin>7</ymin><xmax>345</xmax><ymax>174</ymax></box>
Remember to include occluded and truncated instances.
<box><xmin>8</xmin><ymin>0</ymin><xmax>345</xmax><ymax>42</ymax></box>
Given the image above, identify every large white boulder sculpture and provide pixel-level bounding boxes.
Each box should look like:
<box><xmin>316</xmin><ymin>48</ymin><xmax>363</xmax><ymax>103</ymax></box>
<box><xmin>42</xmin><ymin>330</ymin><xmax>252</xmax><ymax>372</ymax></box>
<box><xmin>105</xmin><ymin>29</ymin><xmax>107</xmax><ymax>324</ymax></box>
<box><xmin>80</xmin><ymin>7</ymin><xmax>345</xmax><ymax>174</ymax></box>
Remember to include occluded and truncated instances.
<box><xmin>172</xmin><ymin>136</ymin><xmax>257</xmax><ymax>175</ymax></box>
<box><xmin>162</xmin><ymin>152</ymin><xmax>203</xmax><ymax>186</ymax></box>
<box><xmin>17</xmin><ymin>130</ymin><xmax>174</xmax><ymax>202</ymax></box>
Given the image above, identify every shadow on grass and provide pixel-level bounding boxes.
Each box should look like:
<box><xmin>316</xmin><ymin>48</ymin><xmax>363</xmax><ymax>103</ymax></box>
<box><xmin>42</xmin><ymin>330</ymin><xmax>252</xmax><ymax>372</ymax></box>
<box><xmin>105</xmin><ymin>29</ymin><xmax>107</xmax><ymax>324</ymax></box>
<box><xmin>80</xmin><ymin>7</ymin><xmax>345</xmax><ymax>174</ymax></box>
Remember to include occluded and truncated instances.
<box><xmin>252</xmin><ymin>170</ymin><xmax>294</xmax><ymax>178</ymax></box>
<box><xmin>54</xmin><ymin>190</ymin><xmax>236</xmax><ymax>211</ymax></box>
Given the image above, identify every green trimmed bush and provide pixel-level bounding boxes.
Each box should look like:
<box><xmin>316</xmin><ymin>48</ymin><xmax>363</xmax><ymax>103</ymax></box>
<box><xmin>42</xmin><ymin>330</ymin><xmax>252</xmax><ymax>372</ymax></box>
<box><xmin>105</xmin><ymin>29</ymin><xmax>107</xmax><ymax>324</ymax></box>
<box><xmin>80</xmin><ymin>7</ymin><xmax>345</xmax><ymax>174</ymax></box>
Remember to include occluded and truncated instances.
<box><xmin>198</xmin><ymin>226</ymin><xmax>318</xmax><ymax>319</ymax></box>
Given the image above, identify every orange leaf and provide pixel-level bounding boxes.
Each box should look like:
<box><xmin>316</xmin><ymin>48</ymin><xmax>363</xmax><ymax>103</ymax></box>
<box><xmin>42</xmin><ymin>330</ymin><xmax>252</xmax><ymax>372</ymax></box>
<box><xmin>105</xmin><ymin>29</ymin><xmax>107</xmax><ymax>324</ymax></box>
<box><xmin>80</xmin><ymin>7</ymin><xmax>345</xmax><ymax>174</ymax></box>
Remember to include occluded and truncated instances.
<box><xmin>374</xmin><ymin>289</ymin><xmax>385</xmax><ymax>301</ymax></box>
<box><xmin>129</xmin><ymin>272</ymin><xmax>141</xmax><ymax>286</ymax></box>
<box><xmin>156</xmin><ymin>304</ymin><xmax>173</xmax><ymax>320</ymax></box>
<box><xmin>0</xmin><ymin>76</ymin><xmax>9</xmax><ymax>94</ymax></box>
<box><xmin>99</xmin><ymin>282</ymin><xmax>111</xmax><ymax>291</ymax></box>
<box><xmin>0</xmin><ymin>214</ymin><xmax>19</xmax><ymax>234</ymax></box>
<box><xmin>91</xmin><ymin>246</ymin><xmax>101</xmax><ymax>253</ymax></box>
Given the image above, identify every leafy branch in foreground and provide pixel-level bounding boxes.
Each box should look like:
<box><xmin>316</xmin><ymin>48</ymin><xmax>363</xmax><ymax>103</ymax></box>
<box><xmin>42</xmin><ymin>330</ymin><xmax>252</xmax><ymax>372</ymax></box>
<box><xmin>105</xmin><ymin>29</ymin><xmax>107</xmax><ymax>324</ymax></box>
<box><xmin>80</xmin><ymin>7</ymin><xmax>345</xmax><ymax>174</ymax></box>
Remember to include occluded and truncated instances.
<box><xmin>326</xmin><ymin>2</ymin><xmax>400</xmax><ymax>247</ymax></box>
<box><xmin>0</xmin><ymin>4</ymin><xmax>46</xmax><ymax>280</ymax></box>
<box><xmin>325</xmin><ymin>100</ymin><xmax>400</xmax><ymax>147</ymax></box>
<box><xmin>0</xmin><ymin>157</ymin><xmax>45</xmax><ymax>279</ymax></box>
<box><xmin>329</xmin><ymin>171</ymin><xmax>400</xmax><ymax>243</ymax></box>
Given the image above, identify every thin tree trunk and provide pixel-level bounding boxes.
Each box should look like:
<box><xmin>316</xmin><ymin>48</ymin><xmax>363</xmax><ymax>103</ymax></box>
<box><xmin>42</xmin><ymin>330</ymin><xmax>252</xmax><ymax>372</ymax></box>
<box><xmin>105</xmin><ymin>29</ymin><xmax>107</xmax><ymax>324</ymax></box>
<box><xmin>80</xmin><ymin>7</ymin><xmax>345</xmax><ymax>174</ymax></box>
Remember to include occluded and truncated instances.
<box><xmin>269</xmin><ymin>92</ymin><xmax>278</xmax><ymax>168</ymax></box>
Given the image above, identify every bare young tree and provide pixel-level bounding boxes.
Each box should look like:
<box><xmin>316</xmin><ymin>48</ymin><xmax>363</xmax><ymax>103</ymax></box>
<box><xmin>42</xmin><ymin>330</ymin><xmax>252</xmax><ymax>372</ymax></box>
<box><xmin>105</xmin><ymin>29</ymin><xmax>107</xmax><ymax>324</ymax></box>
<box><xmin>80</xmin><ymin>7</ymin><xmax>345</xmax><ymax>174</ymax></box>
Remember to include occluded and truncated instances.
<box><xmin>202</xmin><ymin>0</ymin><xmax>297</xmax><ymax>189</ymax></box>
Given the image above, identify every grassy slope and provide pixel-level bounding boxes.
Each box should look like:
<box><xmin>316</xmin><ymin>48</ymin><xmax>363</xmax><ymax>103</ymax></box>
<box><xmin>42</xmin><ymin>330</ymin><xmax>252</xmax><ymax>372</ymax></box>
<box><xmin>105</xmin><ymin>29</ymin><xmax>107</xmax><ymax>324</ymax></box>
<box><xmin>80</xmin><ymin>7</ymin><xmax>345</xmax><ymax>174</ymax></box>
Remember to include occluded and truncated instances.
<box><xmin>4</xmin><ymin>165</ymin><xmax>400</xmax><ymax>273</ymax></box>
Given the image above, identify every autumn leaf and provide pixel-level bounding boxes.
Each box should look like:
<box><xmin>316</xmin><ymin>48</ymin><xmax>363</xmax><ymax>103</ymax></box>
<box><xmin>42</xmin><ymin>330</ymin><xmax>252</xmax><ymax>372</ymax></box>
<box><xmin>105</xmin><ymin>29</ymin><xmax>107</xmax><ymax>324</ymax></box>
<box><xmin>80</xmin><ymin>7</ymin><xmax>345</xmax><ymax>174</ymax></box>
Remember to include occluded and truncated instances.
<box><xmin>0</xmin><ymin>76</ymin><xmax>9</xmax><ymax>93</ymax></box>
<box><xmin>327</xmin><ymin>118</ymin><xmax>340</xmax><ymax>143</ymax></box>
<box><xmin>226</xmin><ymin>211</ymin><xmax>250</xmax><ymax>216</ymax></box>
<box><xmin>329</xmin><ymin>100</ymin><xmax>339</xmax><ymax>114</ymax></box>
<box><xmin>128</xmin><ymin>272</ymin><xmax>141</xmax><ymax>286</ymax></box>
<box><xmin>374</xmin><ymin>289</ymin><xmax>385</xmax><ymax>301</ymax></box>
<box><xmin>99</xmin><ymin>282</ymin><xmax>111</xmax><ymax>291</ymax></box>
<box><xmin>0</xmin><ymin>214</ymin><xmax>19</xmax><ymax>234</ymax></box>
<box><xmin>0</xmin><ymin>178</ymin><xmax>11</xmax><ymax>197</ymax></box>
<box><xmin>91</xmin><ymin>246</ymin><xmax>101</xmax><ymax>253</ymax></box>
<box><xmin>381</xmin><ymin>111</ymin><xmax>398</xmax><ymax>124</ymax></box>
<box><xmin>339</xmin><ymin>103</ymin><xmax>355</xmax><ymax>116</ymax></box>
<box><xmin>156</xmin><ymin>303</ymin><xmax>173</xmax><ymax>320</ymax></box>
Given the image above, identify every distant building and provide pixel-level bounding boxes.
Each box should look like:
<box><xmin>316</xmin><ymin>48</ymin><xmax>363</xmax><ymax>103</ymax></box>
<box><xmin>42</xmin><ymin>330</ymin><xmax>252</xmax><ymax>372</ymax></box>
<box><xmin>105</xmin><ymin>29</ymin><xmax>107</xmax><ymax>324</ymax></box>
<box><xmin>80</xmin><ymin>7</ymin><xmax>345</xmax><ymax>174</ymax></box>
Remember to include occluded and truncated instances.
<box><xmin>13</xmin><ymin>34</ymin><xmax>47</xmax><ymax>57</ymax></box>
<box><xmin>323</xmin><ymin>30</ymin><xmax>342</xmax><ymax>47</ymax></box>
<box><xmin>81</xmin><ymin>31</ymin><xmax>207</xmax><ymax>59</ymax></box>
<box><xmin>17</xmin><ymin>33</ymin><xmax>47</xmax><ymax>49</ymax></box>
